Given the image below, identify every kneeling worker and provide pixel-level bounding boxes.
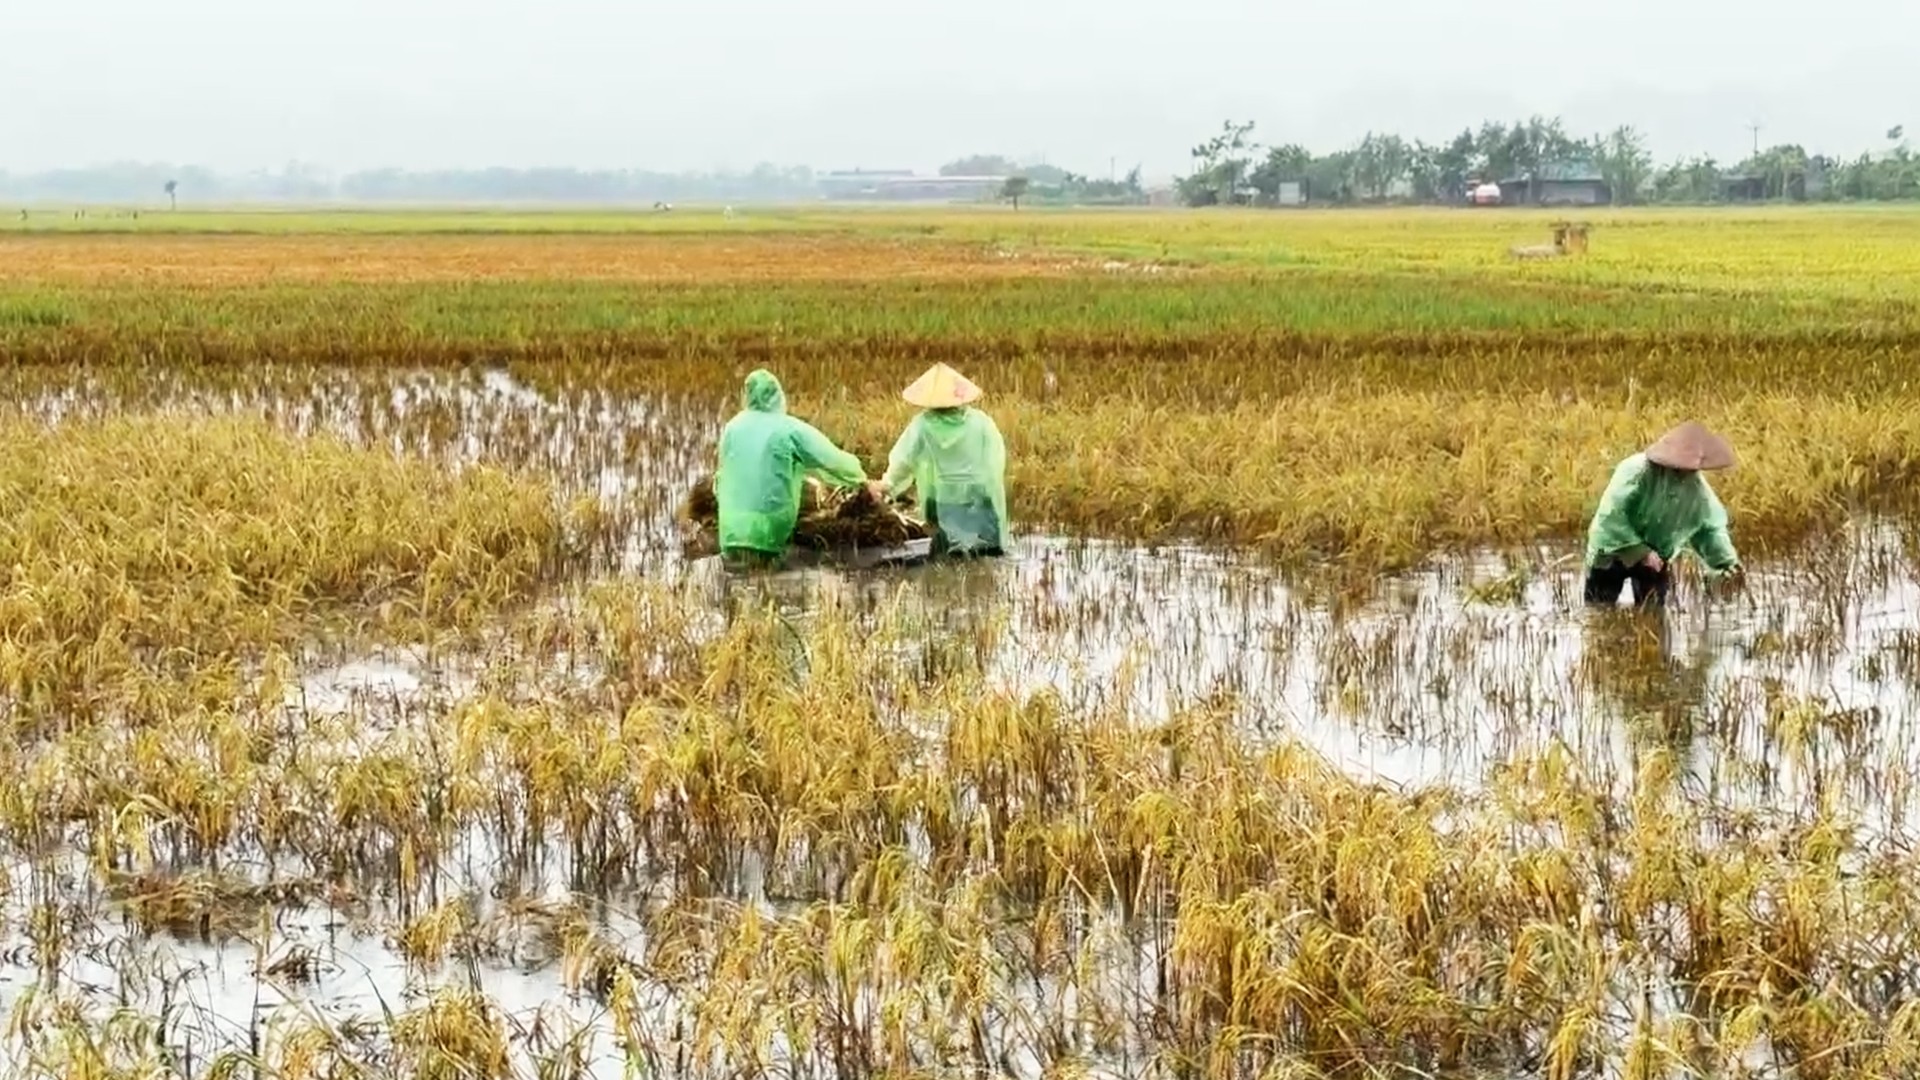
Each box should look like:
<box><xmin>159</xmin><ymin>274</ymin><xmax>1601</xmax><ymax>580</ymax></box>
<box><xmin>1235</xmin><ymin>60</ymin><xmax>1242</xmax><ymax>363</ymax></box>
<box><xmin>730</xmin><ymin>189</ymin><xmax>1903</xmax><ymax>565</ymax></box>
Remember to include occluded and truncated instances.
<box><xmin>715</xmin><ymin>368</ymin><xmax>869</xmax><ymax>562</ymax></box>
<box><xmin>871</xmin><ymin>363</ymin><xmax>1008</xmax><ymax>557</ymax></box>
<box><xmin>1584</xmin><ymin>420</ymin><xmax>1742</xmax><ymax>608</ymax></box>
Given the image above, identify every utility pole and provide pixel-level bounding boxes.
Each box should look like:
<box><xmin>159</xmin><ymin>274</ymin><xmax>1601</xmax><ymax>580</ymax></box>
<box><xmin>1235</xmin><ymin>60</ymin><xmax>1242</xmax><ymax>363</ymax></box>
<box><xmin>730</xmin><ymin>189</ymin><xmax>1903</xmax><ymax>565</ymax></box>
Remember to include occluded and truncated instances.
<box><xmin>1747</xmin><ymin>121</ymin><xmax>1763</xmax><ymax>158</ymax></box>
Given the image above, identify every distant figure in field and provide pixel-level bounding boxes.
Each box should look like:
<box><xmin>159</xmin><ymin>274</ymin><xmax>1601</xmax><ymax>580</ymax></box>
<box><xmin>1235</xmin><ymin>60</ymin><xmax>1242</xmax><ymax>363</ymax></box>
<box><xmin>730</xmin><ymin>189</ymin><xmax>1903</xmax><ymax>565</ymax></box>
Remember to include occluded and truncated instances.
<box><xmin>714</xmin><ymin>368</ymin><xmax>869</xmax><ymax>567</ymax></box>
<box><xmin>1584</xmin><ymin>421</ymin><xmax>1742</xmax><ymax>609</ymax></box>
<box><xmin>873</xmin><ymin>363</ymin><xmax>1008</xmax><ymax>558</ymax></box>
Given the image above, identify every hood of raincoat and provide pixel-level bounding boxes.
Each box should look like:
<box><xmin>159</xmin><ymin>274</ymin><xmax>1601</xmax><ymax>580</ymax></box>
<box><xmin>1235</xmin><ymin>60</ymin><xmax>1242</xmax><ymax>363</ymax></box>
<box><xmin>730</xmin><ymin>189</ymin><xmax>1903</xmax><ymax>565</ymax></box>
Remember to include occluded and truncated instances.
<box><xmin>742</xmin><ymin>369</ymin><xmax>787</xmax><ymax>414</ymax></box>
<box><xmin>919</xmin><ymin>407</ymin><xmax>973</xmax><ymax>449</ymax></box>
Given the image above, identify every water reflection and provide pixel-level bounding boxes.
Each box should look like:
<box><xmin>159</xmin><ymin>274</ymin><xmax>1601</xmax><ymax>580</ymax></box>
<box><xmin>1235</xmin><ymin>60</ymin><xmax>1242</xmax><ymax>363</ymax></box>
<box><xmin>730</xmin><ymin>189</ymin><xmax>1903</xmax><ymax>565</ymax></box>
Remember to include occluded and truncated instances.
<box><xmin>690</xmin><ymin>523</ymin><xmax>1914</xmax><ymax>811</ymax></box>
<box><xmin>11</xmin><ymin>363</ymin><xmax>1914</xmax><ymax>810</ymax></box>
<box><xmin>4</xmin><ymin>365</ymin><xmax>1920</xmax><ymax>1075</ymax></box>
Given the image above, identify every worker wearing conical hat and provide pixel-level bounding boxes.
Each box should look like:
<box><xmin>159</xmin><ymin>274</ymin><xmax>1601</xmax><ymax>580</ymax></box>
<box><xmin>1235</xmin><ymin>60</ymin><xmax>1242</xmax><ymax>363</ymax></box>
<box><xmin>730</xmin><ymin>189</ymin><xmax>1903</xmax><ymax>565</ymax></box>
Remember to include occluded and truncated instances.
<box><xmin>1584</xmin><ymin>421</ymin><xmax>1742</xmax><ymax>608</ymax></box>
<box><xmin>715</xmin><ymin>368</ymin><xmax>870</xmax><ymax>563</ymax></box>
<box><xmin>872</xmin><ymin>363</ymin><xmax>1008</xmax><ymax>557</ymax></box>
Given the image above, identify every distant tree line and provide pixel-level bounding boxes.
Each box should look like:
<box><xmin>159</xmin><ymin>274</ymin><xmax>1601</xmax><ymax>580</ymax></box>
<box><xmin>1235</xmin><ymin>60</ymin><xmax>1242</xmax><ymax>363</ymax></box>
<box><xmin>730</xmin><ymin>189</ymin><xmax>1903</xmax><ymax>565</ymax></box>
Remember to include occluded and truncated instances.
<box><xmin>11</xmin><ymin>121</ymin><xmax>1913</xmax><ymax>209</ymax></box>
<box><xmin>1177</xmin><ymin>117</ymin><xmax>1919</xmax><ymax>206</ymax></box>
<box><xmin>0</xmin><ymin>162</ymin><xmax>827</xmax><ymax>205</ymax></box>
<box><xmin>942</xmin><ymin>156</ymin><xmax>1148</xmax><ymax>206</ymax></box>
<box><xmin>1</xmin><ymin>156</ymin><xmax>1148</xmax><ymax>207</ymax></box>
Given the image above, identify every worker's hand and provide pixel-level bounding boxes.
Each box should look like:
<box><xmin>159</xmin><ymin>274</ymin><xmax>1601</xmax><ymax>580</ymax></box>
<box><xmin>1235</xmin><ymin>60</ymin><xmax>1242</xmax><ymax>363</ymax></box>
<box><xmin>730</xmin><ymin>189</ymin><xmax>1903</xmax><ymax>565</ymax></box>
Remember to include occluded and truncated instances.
<box><xmin>1643</xmin><ymin>551</ymin><xmax>1665</xmax><ymax>573</ymax></box>
<box><xmin>864</xmin><ymin>480</ymin><xmax>889</xmax><ymax>501</ymax></box>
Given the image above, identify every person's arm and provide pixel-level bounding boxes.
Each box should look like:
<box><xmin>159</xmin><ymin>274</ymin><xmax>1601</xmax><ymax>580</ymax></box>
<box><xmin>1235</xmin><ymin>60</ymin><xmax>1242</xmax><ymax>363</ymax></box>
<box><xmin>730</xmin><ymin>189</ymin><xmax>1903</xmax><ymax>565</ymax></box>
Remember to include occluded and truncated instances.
<box><xmin>1690</xmin><ymin>481</ymin><xmax>1740</xmax><ymax>575</ymax></box>
<box><xmin>1589</xmin><ymin>455</ymin><xmax>1653</xmax><ymax>566</ymax></box>
<box><xmin>788</xmin><ymin>418</ymin><xmax>867</xmax><ymax>488</ymax></box>
<box><xmin>881</xmin><ymin>418</ymin><xmax>921</xmax><ymax>497</ymax></box>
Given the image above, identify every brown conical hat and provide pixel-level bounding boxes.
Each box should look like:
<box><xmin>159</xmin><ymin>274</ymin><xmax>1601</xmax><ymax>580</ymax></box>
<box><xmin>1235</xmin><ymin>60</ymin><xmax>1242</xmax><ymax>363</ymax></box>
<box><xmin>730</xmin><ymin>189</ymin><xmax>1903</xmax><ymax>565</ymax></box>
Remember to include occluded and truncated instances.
<box><xmin>902</xmin><ymin>363</ymin><xmax>983</xmax><ymax>409</ymax></box>
<box><xmin>1645</xmin><ymin>421</ymin><xmax>1735</xmax><ymax>471</ymax></box>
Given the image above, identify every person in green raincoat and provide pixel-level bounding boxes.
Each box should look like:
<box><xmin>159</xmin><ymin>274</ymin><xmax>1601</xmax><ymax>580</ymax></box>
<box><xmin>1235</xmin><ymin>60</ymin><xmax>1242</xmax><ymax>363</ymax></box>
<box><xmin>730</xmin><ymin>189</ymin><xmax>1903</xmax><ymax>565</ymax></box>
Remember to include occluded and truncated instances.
<box><xmin>715</xmin><ymin>368</ymin><xmax>869</xmax><ymax>562</ymax></box>
<box><xmin>1584</xmin><ymin>421</ymin><xmax>1743</xmax><ymax>608</ymax></box>
<box><xmin>870</xmin><ymin>363</ymin><xmax>1008</xmax><ymax>557</ymax></box>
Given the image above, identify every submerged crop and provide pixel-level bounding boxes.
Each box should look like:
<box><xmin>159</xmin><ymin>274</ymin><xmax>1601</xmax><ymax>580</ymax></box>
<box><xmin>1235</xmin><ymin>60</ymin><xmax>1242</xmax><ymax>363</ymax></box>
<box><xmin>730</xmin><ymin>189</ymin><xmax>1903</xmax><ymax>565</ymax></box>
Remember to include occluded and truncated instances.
<box><xmin>2</xmin><ymin>206</ymin><xmax>1919</xmax><ymax>1078</ymax></box>
<box><xmin>0</xmin><ymin>413</ymin><xmax>592</xmax><ymax>727</ymax></box>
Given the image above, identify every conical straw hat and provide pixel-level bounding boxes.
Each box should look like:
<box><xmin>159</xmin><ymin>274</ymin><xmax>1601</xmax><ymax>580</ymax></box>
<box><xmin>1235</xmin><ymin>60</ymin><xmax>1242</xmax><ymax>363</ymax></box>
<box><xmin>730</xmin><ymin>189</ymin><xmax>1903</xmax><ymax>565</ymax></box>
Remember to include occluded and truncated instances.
<box><xmin>902</xmin><ymin>363</ymin><xmax>983</xmax><ymax>409</ymax></box>
<box><xmin>1645</xmin><ymin>421</ymin><xmax>1735</xmax><ymax>471</ymax></box>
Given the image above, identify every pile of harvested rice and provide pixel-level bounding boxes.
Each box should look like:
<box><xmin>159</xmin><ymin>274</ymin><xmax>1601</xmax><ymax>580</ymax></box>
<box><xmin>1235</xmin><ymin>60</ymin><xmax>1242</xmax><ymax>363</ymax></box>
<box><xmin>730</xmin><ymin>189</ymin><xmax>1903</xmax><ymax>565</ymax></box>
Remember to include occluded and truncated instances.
<box><xmin>681</xmin><ymin>473</ymin><xmax>932</xmax><ymax>554</ymax></box>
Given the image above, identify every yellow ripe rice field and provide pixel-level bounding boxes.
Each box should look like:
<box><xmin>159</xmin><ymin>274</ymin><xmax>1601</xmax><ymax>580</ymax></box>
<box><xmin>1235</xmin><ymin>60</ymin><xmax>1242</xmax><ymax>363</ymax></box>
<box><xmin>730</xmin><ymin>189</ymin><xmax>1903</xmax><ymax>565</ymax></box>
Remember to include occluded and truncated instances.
<box><xmin>1</xmin><ymin>205</ymin><xmax>1920</xmax><ymax>1079</ymax></box>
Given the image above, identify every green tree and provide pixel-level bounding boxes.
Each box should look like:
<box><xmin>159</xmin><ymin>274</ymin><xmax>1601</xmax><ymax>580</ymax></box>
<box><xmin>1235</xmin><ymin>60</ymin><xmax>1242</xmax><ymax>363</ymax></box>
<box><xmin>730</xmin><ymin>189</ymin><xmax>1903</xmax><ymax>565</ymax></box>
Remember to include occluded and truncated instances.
<box><xmin>1477</xmin><ymin>116</ymin><xmax>1581</xmax><ymax>188</ymax></box>
<box><xmin>1174</xmin><ymin>113</ymin><xmax>1920</xmax><ymax>208</ymax></box>
<box><xmin>1433</xmin><ymin>129</ymin><xmax>1480</xmax><ymax>198</ymax></box>
<box><xmin>1351</xmin><ymin>132</ymin><xmax>1413</xmax><ymax>200</ymax></box>
<box><xmin>164</xmin><ymin>179</ymin><xmax>178</xmax><ymax>210</ymax></box>
<box><xmin>1023</xmin><ymin>163</ymin><xmax>1069</xmax><ymax>186</ymax></box>
<box><xmin>1250</xmin><ymin>143</ymin><xmax>1311</xmax><ymax>201</ymax></box>
<box><xmin>1405</xmin><ymin>140</ymin><xmax>1444</xmax><ymax>202</ymax></box>
<box><xmin>1177</xmin><ymin>120</ymin><xmax>1258</xmax><ymax>206</ymax></box>
<box><xmin>1001</xmin><ymin>175</ymin><xmax>1031</xmax><ymax>209</ymax></box>
<box><xmin>1727</xmin><ymin>144</ymin><xmax>1816</xmax><ymax>200</ymax></box>
<box><xmin>1474</xmin><ymin>121</ymin><xmax>1513</xmax><ymax>180</ymax></box>
<box><xmin>941</xmin><ymin>155</ymin><xmax>1019</xmax><ymax>177</ymax></box>
<box><xmin>1652</xmin><ymin>157</ymin><xmax>1723</xmax><ymax>203</ymax></box>
<box><xmin>1595</xmin><ymin>126</ymin><xmax>1653</xmax><ymax>204</ymax></box>
<box><xmin>1882</xmin><ymin>127</ymin><xmax>1915</xmax><ymax>199</ymax></box>
<box><xmin>1303</xmin><ymin>150</ymin><xmax>1357</xmax><ymax>204</ymax></box>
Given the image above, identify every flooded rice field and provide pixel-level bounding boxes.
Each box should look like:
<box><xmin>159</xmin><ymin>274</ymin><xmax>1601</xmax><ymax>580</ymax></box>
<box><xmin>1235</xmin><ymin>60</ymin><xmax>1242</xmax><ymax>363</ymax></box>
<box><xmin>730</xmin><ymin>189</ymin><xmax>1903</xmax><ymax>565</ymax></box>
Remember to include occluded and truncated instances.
<box><xmin>4</xmin><ymin>364</ymin><xmax>1918</xmax><ymax>1078</ymax></box>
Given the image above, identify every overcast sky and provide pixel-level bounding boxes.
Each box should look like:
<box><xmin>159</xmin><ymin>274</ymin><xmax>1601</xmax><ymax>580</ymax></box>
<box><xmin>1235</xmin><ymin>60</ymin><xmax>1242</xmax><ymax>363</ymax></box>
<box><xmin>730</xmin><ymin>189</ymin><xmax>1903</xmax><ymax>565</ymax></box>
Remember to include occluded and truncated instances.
<box><xmin>6</xmin><ymin>0</ymin><xmax>1914</xmax><ymax>178</ymax></box>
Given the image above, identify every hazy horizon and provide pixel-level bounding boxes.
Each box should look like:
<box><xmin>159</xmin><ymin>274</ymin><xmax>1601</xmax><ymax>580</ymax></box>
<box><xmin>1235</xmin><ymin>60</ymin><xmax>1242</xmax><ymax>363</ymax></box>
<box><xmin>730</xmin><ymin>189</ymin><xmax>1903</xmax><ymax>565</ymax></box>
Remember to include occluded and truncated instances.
<box><xmin>8</xmin><ymin>0</ymin><xmax>1915</xmax><ymax>180</ymax></box>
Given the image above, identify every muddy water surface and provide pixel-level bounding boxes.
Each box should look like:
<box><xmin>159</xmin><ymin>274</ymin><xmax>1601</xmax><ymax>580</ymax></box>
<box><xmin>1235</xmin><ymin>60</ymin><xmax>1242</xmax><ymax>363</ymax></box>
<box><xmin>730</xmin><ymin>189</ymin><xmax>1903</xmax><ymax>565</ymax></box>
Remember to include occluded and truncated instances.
<box><xmin>2</xmin><ymin>365</ymin><xmax>1915</xmax><ymax>1075</ymax></box>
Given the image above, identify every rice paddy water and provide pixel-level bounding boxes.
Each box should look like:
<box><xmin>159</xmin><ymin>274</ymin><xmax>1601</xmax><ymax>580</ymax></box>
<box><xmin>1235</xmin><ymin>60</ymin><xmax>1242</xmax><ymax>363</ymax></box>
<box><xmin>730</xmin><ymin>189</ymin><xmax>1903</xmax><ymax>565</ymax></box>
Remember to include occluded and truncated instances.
<box><xmin>4</xmin><ymin>206</ymin><xmax>1920</xmax><ymax>1078</ymax></box>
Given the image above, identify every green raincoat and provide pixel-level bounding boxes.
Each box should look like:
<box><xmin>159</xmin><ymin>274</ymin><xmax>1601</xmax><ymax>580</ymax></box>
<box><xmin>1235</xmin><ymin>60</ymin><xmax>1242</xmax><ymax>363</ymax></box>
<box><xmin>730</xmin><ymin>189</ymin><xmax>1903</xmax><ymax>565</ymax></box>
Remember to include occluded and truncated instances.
<box><xmin>882</xmin><ymin>406</ymin><xmax>1008</xmax><ymax>554</ymax></box>
<box><xmin>714</xmin><ymin>370</ymin><xmax>868</xmax><ymax>555</ymax></box>
<box><xmin>1584</xmin><ymin>452</ymin><xmax>1739</xmax><ymax>575</ymax></box>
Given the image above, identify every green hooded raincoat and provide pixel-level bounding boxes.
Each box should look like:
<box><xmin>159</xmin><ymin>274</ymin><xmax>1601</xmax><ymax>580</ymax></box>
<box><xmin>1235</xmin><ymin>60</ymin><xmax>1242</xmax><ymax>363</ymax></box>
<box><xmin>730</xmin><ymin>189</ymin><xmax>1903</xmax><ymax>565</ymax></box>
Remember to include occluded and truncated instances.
<box><xmin>882</xmin><ymin>406</ymin><xmax>1008</xmax><ymax>554</ymax></box>
<box><xmin>1585</xmin><ymin>452</ymin><xmax>1739</xmax><ymax>576</ymax></box>
<box><xmin>715</xmin><ymin>370</ymin><xmax>867</xmax><ymax>554</ymax></box>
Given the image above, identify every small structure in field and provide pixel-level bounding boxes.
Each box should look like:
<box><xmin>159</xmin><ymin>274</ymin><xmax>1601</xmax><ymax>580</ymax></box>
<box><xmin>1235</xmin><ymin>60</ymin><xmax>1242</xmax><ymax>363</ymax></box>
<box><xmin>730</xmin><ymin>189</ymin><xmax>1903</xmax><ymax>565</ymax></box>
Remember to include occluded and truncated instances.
<box><xmin>1721</xmin><ymin>164</ymin><xmax>1828</xmax><ymax>203</ymax></box>
<box><xmin>818</xmin><ymin>170</ymin><xmax>1006</xmax><ymax>203</ymax></box>
<box><xmin>1498</xmin><ymin>160</ymin><xmax>1612</xmax><ymax>207</ymax></box>
<box><xmin>1509</xmin><ymin>221</ymin><xmax>1591</xmax><ymax>260</ymax></box>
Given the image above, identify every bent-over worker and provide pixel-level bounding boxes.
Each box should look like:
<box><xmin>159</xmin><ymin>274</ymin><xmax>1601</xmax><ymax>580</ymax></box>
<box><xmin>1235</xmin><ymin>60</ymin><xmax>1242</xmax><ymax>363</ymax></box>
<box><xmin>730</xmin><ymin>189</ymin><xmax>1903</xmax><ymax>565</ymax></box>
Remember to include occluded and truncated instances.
<box><xmin>715</xmin><ymin>368</ymin><xmax>868</xmax><ymax>561</ymax></box>
<box><xmin>1584</xmin><ymin>421</ymin><xmax>1741</xmax><ymax>608</ymax></box>
<box><xmin>871</xmin><ymin>363</ymin><xmax>1008</xmax><ymax>557</ymax></box>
